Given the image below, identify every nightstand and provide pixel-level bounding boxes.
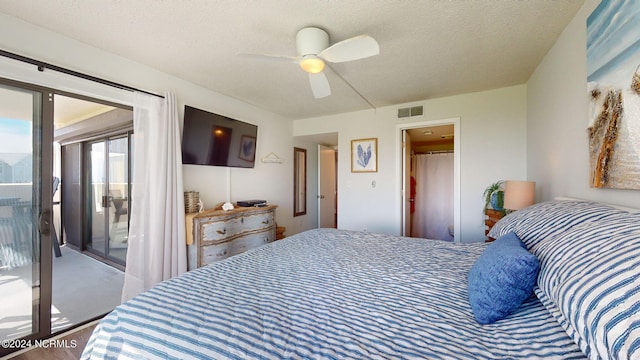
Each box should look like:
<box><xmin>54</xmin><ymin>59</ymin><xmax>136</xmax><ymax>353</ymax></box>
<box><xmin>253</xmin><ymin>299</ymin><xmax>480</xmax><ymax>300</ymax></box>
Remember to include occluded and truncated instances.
<box><xmin>484</xmin><ymin>209</ymin><xmax>505</xmax><ymax>242</ymax></box>
<box><xmin>276</xmin><ymin>225</ymin><xmax>286</xmax><ymax>240</ymax></box>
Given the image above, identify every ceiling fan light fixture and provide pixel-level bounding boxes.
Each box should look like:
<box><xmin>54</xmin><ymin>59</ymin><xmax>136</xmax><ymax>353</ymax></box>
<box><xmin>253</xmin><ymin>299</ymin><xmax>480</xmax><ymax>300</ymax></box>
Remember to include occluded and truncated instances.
<box><xmin>242</xmin><ymin>26</ymin><xmax>379</xmax><ymax>100</ymax></box>
<box><xmin>299</xmin><ymin>56</ymin><xmax>325</xmax><ymax>74</ymax></box>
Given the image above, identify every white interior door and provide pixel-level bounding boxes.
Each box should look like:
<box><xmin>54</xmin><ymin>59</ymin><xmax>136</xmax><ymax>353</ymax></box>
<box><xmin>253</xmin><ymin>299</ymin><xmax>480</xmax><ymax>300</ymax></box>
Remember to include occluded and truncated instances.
<box><xmin>318</xmin><ymin>145</ymin><xmax>336</xmax><ymax>228</ymax></box>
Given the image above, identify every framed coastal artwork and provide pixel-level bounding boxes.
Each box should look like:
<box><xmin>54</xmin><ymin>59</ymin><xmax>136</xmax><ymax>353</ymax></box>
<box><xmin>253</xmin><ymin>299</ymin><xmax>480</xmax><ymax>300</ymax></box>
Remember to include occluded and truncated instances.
<box><xmin>351</xmin><ymin>138</ymin><xmax>377</xmax><ymax>172</ymax></box>
<box><xmin>587</xmin><ymin>0</ymin><xmax>640</xmax><ymax>190</ymax></box>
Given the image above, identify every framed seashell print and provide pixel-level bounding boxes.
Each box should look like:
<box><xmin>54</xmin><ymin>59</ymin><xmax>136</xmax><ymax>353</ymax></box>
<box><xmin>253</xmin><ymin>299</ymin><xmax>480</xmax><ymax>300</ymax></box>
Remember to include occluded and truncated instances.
<box><xmin>351</xmin><ymin>138</ymin><xmax>377</xmax><ymax>172</ymax></box>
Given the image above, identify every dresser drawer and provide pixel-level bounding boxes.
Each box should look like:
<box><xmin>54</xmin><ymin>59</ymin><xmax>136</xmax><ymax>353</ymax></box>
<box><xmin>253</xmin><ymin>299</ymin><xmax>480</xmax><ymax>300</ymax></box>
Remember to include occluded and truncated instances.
<box><xmin>201</xmin><ymin>242</ymin><xmax>232</xmax><ymax>264</ymax></box>
<box><xmin>231</xmin><ymin>231</ymin><xmax>275</xmax><ymax>253</ymax></box>
<box><xmin>201</xmin><ymin>211</ymin><xmax>275</xmax><ymax>243</ymax></box>
<box><xmin>243</xmin><ymin>211</ymin><xmax>275</xmax><ymax>231</ymax></box>
<box><xmin>200</xmin><ymin>229</ymin><xmax>275</xmax><ymax>264</ymax></box>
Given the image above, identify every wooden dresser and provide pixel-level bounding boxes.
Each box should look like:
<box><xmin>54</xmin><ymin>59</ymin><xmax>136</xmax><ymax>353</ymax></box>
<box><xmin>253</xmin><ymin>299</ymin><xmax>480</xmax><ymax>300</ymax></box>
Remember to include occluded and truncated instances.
<box><xmin>188</xmin><ymin>205</ymin><xmax>277</xmax><ymax>270</ymax></box>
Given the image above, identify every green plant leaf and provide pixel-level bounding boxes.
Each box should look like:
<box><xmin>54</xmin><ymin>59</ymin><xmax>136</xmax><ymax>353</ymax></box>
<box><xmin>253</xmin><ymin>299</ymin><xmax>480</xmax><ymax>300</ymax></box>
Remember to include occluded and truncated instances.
<box><xmin>482</xmin><ymin>180</ymin><xmax>504</xmax><ymax>209</ymax></box>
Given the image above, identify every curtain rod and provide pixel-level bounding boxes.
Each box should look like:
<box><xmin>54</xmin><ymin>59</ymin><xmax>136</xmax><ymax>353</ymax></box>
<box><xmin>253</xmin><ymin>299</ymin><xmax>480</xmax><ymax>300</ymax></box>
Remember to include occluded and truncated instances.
<box><xmin>0</xmin><ymin>49</ymin><xmax>164</xmax><ymax>98</ymax></box>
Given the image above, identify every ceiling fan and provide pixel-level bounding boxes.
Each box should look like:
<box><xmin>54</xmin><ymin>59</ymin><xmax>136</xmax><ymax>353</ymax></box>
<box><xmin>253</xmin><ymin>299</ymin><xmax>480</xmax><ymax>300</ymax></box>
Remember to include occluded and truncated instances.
<box><xmin>241</xmin><ymin>27</ymin><xmax>380</xmax><ymax>99</ymax></box>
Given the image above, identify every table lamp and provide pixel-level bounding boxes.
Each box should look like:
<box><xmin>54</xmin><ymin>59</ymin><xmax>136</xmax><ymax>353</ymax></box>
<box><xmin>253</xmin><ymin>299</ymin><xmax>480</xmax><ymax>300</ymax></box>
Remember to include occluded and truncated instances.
<box><xmin>504</xmin><ymin>180</ymin><xmax>536</xmax><ymax>211</ymax></box>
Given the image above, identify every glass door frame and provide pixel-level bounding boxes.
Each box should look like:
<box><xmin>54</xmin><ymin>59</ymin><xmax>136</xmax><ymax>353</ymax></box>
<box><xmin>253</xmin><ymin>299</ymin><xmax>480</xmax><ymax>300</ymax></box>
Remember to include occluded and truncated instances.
<box><xmin>0</xmin><ymin>77</ymin><xmax>54</xmax><ymax>356</ymax></box>
<box><xmin>83</xmin><ymin>132</ymin><xmax>131</xmax><ymax>266</ymax></box>
<box><xmin>0</xmin><ymin>78</ymin><xmax>131</xmax><ymax>357</ymax></box>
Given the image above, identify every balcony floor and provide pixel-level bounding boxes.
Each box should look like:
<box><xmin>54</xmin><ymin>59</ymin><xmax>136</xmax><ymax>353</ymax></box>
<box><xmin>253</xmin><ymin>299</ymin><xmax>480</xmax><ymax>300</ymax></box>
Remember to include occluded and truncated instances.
<box><xmin>0</xmin><ymin>245</ymin><xmax>124</xmax><ymax>340</ymax></box>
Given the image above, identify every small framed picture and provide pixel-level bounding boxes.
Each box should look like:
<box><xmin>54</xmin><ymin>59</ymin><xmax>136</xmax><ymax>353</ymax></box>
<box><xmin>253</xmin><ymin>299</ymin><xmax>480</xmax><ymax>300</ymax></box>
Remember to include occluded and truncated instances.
<box><xmin>239</xmin><ymin>135</ymin><xmax>256</xmax><ymax>162</ymax></box>
<box><xmin>351</xmin><ymin>138</ymin><xmax>377</xmax><ymax>172</ymax></box>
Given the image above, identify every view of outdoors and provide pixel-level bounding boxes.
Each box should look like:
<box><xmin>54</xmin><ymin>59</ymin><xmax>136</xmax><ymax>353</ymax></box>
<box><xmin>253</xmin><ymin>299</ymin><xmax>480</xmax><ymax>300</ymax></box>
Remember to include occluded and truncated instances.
<box><xmin>0</xmin><ymin>86</ymin><xmax>38</xmax><ymax>341</ymax></box>
<box><xmin>0</xmin><ymin>87</ymin><xmax>129</xmax><ymax>348</ymax></box>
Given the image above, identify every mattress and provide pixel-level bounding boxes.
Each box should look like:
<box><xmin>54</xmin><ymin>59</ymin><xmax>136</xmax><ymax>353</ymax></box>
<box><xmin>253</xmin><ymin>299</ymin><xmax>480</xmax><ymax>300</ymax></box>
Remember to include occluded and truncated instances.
<box><xmin>81</xmin><ymin>228</ymin><xmax>585</xmax><ymax>359</ymax></box>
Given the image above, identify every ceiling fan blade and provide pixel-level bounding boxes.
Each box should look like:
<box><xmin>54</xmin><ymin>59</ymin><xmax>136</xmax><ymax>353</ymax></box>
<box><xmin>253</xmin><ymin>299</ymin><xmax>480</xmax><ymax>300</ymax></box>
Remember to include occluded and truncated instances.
<box><xmin>238</xmin><ymin>53</ymin><xmax>298</xmax><ymax>63</ymax></box>
<box><xmin>309</xmin><ymin>72</ymin><xmax>331</xmax><ymax>99</ymax></box>
<box><xmin>318</xmin><ymin>35</ymin><xmax>379</xmax><ymax>63</ymax></box>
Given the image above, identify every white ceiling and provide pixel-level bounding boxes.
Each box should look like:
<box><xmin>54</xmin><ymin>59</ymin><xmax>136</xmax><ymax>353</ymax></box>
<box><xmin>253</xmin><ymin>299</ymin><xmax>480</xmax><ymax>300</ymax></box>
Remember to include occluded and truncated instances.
<box><xmin>53</xmin><ymin>95</ymin><xmax>115</xmax><ymax>129</ymax></box>
<box><xmin>407</xmin><ymin>125</ymin><xmax>454</xmax><ymax>144</ymax></box>
<box><xmin>0</xmin><ymin>1</ymin><xmax>584</xmax><ymax>120</ymax></box>
<box><xmin>0</xmin><ymin>89</ymin><xmax>115</xmax><ymax>128</ymax></box>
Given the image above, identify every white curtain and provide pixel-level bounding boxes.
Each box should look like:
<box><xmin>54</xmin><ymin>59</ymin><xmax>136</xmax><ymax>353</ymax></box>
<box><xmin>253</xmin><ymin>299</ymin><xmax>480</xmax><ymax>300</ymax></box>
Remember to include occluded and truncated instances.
<box><xmin>121</xmin><ymin>91</ymin><xmax>187</xmax><ymax>302</ymax></box>
<box><xmin>412</xmin><ymin>153</ymin><xmax>454</xmax><ymax>241</ymax></box>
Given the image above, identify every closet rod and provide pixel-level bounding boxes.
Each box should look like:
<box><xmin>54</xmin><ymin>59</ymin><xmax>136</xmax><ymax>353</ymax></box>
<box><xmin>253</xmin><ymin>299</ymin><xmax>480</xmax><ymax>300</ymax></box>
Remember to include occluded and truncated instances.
<box><xmin>0</xmin><ymin>49</ymin><xmax>164</xmax><ymax>98</ymax></box>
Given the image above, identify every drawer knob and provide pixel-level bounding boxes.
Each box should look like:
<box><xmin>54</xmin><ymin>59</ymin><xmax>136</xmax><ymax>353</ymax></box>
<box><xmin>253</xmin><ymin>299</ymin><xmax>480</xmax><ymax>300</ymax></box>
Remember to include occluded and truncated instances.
<box><xmin>217</xmin><ymin>229</ymin><xmax>226</xmax><ymax>235</ymax></box>
<box><xmin>262</xmin><ymin>220</ymin><xmax>270</xmax><ymax>224</ymax></box>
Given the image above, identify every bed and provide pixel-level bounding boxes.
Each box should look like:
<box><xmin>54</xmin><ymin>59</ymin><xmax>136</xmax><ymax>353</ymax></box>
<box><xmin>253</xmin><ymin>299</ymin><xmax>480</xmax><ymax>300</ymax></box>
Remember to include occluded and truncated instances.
<box><xmin>81</xmin><ymin>199</ymin><xmax>640</xmax><ymax>360</ymax></box>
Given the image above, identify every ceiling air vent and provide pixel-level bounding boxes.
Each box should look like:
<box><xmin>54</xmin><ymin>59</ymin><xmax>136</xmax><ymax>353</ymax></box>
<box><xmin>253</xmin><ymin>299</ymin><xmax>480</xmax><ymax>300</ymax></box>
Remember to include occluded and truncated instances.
<box><xmin>397</xmin><ymin>105</ymin><xmax>424</xmax><ymax>118</ymax></box>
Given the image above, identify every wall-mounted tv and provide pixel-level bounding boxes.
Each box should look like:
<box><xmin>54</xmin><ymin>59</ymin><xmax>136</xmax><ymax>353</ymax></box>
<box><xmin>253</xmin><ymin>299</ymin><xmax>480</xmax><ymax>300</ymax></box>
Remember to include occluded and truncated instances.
<box><xmin>182</xmin><ymin>106</ymin><xmax>258</xmax><ymax>168</ymax></box>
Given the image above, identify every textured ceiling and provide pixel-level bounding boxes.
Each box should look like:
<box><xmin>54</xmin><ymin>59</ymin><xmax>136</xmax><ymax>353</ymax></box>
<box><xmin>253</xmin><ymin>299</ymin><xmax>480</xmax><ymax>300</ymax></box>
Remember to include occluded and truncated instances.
<box><xmin>0</xmin><ymin>1</ymin><xmax>584</xmax><ymax>120</ymax></box>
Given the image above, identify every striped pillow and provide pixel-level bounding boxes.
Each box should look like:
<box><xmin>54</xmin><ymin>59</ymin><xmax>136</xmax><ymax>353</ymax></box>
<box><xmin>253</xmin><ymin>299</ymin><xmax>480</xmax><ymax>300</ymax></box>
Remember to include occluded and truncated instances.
<box><xmin>535</xmin><ymin>213</ymin><xmax>640</xmax><ymax>360</ymax></box>
<box><xmin>488</xmin><ymin>200</ymin><xmax>625</xmax><ymax>253</ymax></box>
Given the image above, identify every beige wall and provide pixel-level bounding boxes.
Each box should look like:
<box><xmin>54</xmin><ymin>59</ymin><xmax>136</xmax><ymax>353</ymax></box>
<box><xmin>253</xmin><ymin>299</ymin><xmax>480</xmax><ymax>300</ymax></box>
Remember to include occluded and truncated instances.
<box><xmin>527</xmin><ymin>0</ymin><xmax>640</xmax><ymax>208</ymax></box>
<box><xmin>294</xmin><ymin>85</ymin><xmax>528</xmax><ymax>243</ymax></box>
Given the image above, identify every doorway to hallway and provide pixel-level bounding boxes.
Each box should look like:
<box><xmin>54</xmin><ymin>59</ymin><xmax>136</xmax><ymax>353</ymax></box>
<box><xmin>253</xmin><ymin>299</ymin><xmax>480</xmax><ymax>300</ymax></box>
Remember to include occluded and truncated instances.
<box><xmin>318</xmin><ymin>144</ymin><xmax>337</xmax><ymax>228</ymax></box>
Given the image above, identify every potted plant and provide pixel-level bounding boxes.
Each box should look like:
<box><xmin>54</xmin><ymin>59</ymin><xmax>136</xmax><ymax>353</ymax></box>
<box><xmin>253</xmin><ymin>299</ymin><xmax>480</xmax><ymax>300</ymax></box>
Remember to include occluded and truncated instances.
<box><xmin>483</xmin><ymin>180</ymin><xmax>505</xmax><ymax>212</ymax></box>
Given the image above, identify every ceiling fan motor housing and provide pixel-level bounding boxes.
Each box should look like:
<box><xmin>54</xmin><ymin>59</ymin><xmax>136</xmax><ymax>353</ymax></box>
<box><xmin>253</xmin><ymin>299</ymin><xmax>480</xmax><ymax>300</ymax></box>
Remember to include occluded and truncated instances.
<box><xmin>296</xmin><ymin>27</ymin><xmax>329</xmax><ymax>56</ymax></box>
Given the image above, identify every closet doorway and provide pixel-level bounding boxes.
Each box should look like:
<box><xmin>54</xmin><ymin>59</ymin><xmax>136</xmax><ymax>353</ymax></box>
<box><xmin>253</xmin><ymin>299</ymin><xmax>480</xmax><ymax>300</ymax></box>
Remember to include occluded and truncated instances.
<box><xmin>399</xmin><ymin>118</ymin><xmax>460</xmax><ymax>242</ymax></box>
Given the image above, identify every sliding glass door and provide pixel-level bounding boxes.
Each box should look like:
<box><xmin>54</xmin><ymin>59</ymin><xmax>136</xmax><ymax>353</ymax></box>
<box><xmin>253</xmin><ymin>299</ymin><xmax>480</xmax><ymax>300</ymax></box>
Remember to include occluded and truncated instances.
<box><xmin>0</xmin><ymin>80</ymin><xmax>53</xmax><ymax>354</ymax></box>
<box><xmin>1</xmin><ymin>78</ymin><xmax>130</xmax><ymax>357</ymax></box>
<box><xmin>85</xmin><ymin>134</ymin><xmax>131</xmax><ymax>265</ymax></box>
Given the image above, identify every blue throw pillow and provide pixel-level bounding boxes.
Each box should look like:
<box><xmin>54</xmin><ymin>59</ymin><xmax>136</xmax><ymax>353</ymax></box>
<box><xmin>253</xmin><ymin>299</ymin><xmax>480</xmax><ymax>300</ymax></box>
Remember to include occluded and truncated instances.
<box><xmin>468</xmin><ymin>232</ymin><xmax>540</xmax><ymax>324</ymax></box>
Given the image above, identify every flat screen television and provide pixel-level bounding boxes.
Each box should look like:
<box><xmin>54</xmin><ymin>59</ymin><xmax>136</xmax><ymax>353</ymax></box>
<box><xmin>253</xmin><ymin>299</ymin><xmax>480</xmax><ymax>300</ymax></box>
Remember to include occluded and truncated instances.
<box><xmin>182</xmin><ymin>106</ymin><xmax>258</xmax><ymax>168</ymax></box>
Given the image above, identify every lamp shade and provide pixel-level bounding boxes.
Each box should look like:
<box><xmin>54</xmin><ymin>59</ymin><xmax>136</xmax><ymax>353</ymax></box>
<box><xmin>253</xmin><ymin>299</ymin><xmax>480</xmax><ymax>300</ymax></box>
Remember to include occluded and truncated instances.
<box><xmin>504</xmin><ymin>180</ymin><xmax>536</xmax><ymax>210</ymax></box>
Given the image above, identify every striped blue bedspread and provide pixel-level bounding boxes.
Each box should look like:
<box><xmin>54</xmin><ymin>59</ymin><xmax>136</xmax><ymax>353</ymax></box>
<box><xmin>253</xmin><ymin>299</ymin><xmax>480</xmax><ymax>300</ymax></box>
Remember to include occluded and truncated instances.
<box><xmin>81</xmin><ymin>229</ymin><xmax>585</xmax><ymax>359</ymax></box>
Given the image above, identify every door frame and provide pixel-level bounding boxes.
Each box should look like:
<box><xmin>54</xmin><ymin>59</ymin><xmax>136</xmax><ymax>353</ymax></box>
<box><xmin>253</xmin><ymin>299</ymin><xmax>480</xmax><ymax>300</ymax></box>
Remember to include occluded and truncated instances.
<box><xmin>396</xmin><ymin>117</ymin><xmax>461</xmax><ymax>242</ymax></box>
<box><xmin>83</xmin><ymin>132</ymin><xmax>132</xmax><ymax>266</ymax></box>
<box><xmin>317</xmin><ymin>144</ymin><xmax>337</xmax><ymax>228</ymax></box>
<box><xmin>0</xmin><ymin>76</ymin><xmax>131</xmax><ymax>355</ymax></box>
<box><xmin>0</xmin><ymin>77</ymin><xmax>54</xmax><ymax>352</ymax></box>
